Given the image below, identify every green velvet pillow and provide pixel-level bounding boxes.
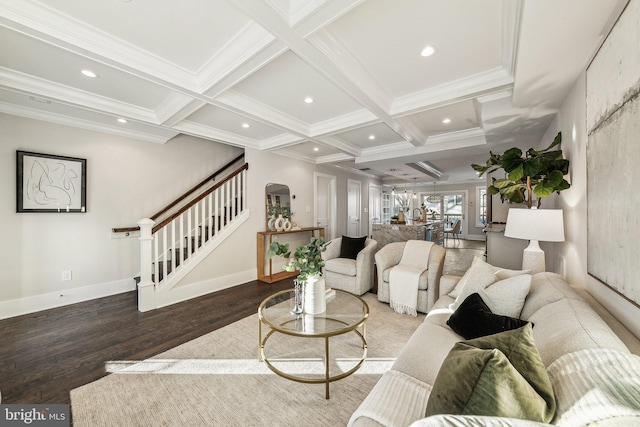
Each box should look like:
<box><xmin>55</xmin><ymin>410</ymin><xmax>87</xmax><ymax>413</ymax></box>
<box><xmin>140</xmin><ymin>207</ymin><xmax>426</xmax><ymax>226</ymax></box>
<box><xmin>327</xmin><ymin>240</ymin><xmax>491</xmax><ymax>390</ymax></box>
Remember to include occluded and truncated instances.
<box><xmin>426</xmin><ymin>324</ymin><xmax>556</xmax><ymax>423</ymax></box>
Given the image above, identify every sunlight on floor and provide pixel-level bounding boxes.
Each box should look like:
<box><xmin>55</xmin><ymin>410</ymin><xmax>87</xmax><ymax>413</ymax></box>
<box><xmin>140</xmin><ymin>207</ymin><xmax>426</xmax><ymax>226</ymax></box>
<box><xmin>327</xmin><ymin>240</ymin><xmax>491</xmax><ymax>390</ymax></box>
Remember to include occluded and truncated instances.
<box><xmin>105</xmin><ymin>357</ymin><xmax>396</xmax><ymax>375</ymax></box>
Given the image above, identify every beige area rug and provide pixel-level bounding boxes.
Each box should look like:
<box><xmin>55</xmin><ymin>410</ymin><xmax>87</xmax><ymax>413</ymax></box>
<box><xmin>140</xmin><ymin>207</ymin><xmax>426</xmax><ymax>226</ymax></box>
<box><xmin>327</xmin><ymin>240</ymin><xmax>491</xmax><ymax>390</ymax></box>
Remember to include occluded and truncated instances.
<box><xmin>71</xmin><ymin>293</ymin><xmax>424</xmax><ymax>427</ymax></box>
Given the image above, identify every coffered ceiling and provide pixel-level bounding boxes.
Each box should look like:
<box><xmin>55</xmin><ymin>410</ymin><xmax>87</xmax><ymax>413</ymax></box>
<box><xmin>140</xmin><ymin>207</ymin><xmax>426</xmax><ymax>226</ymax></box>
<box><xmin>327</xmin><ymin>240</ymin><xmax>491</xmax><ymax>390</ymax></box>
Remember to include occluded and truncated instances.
<box><xmin>0</xmin><ymin>0</ymin><xmax>628</xmax><ymax>185</ymax></box>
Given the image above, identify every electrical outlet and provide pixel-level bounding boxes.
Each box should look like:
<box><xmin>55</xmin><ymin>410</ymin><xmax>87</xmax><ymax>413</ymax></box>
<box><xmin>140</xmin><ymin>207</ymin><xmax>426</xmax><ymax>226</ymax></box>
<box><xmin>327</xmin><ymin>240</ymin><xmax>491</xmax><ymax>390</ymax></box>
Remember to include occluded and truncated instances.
<box><xmin>61</xmin><ymin>270</ymin><xmax>72</xmax><ymax>281</ymax></box>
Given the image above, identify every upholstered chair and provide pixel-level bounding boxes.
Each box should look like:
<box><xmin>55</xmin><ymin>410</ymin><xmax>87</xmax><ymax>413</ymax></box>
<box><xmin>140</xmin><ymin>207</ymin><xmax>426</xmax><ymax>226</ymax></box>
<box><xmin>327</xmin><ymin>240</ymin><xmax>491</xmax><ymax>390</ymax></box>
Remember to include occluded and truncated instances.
<box><xmin>322</xmin><ymin>236</ymin><xmax>378</xmax><ymax>295</ymax></box>
<box><xmin>375</xmin><ymin>241</ymin><xmax>445</xmax><ymax>313</ymax></box>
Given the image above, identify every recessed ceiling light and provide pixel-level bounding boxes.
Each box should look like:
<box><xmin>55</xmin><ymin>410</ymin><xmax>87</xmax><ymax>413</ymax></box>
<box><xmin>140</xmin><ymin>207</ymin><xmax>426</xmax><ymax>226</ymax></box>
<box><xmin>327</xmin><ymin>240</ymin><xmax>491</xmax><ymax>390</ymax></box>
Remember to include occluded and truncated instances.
<box><xmin>420</xmin><ymin>45</ymin><xmax>437</xmax><ymax>57</ymax></box>
<box><xmin>117</xmin><ymin>118</ymin><xmax>128</xmax><ymax>124</ymax></box>
<box><xmin>313</xmin><ymin>147</ymin><xmax>319</xmax><ymax>152</ymax></box>
<box><xmin>242</xmin><ymin>123</ymin><xmax>250</xmax><ymax>128</ymax></box>
<box><xmin>304</xmin><ymin>97</ymin><xmax>314</xmax><ymax>104</ymax></box>
<box><xmin>368</xmin><ymin>135</ymin><xmax>375</xmax><ymax>140</ymax></box>
<box><xmin>442</xmin><ymin>118</ymin><xmax>451</xmax><ymax>124</ymax></box>
<box><xmin>81</xmin><ymin>69</ymin><xmax>98</xmax><ymax>78</ymax></box>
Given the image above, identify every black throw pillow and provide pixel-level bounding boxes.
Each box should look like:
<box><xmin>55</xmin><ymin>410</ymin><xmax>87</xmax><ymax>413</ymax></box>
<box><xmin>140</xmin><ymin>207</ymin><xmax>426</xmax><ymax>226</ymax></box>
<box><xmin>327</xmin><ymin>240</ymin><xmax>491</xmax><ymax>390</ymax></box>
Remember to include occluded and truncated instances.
<box><xmin>447</xmin><ymin>293</ymin><xmax>531</xmax><ymax>340</ymax></box>
<box><xmin>339</xmin><ymin>235</ymin><xmax>367</xmax><ymax>260</ymax></box>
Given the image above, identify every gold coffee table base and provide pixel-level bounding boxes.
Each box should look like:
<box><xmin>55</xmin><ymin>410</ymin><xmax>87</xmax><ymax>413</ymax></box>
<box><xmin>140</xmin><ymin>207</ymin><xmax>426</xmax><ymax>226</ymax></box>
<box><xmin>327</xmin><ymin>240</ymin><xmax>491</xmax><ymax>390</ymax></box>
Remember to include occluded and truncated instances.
<box><xmin>257</xmin><ymin>289</ymin><xmax>369</xmax><ymax>399</ymax></box>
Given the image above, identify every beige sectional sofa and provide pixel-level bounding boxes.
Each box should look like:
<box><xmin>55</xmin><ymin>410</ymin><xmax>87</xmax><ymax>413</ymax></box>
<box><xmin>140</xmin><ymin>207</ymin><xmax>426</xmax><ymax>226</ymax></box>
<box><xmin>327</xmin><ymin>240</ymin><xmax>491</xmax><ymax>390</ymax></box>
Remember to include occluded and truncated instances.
<box><xmin>349</xmin><ymin>271</ymin><xmax>640</xmax><ymax>427</ymax></box>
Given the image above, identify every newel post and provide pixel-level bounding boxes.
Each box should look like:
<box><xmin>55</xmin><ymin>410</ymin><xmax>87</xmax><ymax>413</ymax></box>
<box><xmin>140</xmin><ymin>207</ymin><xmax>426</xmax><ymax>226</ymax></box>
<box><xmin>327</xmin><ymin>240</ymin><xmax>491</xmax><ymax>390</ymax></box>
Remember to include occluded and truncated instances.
<box><xmin>137</xmin><ymin>218</ymin><xmax>156</xmax><ymax>312</ymax></box>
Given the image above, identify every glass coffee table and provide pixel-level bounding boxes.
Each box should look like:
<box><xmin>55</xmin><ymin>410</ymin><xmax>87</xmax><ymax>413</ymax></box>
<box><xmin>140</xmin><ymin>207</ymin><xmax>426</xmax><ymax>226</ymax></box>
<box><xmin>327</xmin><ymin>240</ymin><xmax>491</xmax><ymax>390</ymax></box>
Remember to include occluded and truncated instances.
<box><xmin>258</xmin><ymin>288</ymin><xmax>369</xmax><ymax>399</ymax></box>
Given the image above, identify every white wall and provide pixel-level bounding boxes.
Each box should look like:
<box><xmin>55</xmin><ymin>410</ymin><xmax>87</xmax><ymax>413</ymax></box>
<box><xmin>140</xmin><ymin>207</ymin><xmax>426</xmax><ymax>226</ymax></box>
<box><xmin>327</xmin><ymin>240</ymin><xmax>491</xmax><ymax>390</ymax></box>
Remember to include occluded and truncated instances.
<box><xmin>0</xmin><ymin>114</ymin><xmax>242</xmax><ymax>317</ymax></box>
<box><xmin>177</xmin><ymin>150</ymin><xmax>382</xmax><ymax>290</ymax></box>
<box><xmin>541</xmin><ymin>73</ymin><xmax>640</xmax><ymax>338</ymax></box>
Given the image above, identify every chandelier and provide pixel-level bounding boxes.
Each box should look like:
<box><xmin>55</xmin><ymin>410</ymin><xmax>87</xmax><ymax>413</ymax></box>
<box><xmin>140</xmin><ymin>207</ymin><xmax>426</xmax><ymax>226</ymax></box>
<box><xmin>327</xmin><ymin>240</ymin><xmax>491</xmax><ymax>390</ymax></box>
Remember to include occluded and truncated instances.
<box><xmin>426</xmin><ymin>182</ymin><xmax>441</xmax><ymax>203</ymax></box>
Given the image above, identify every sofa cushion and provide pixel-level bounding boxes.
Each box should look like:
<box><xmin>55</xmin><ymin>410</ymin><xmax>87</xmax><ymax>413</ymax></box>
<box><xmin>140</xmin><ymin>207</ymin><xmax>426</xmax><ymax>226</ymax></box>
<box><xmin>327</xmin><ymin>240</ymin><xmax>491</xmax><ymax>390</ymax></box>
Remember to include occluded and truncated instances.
<box><xmin>449</xmin><ymin>257</ymin><xmax>530</xmax><ymax>298</ymax></box>
<box><xmin>426</xmin><ymin>324</ymin><xmax>556</xmax><ymax>423</ymax></box>
<box><xmin>519</xmin><ymin>272</ymin><xmax>583</xmax><ymax>320</ymax></box>
<box><xmin>547</xmin><ymin>348</ymin><xmax>640</xmax><ymax>426</ymax></box>
<box><xmin>529</xmin><ymin>297</ymin><xmax>630</xmax><ymax>367</ymax></box>
<box><xmin>324</xmin><ymin>258</ymin><xmax>357</xmax><ymax>276</ymax></box>
<box><xmin>451</xmin><ymin>274</ymin><xmax>531</xmax><ymax>318</ymax></box>
<box><xmin>447</xmin><ymin>293</ymin><xmax>530</xmax><ymax>340</ymax></box>
<box><xmin>382</xmin><ymin>267</ymin><xmax>430</xmax><ymax>290</ymax></box>
<box><xmin>339</xmin><ymin>235</ymin><xmax>367</xmax><ymax>259</ymax></box>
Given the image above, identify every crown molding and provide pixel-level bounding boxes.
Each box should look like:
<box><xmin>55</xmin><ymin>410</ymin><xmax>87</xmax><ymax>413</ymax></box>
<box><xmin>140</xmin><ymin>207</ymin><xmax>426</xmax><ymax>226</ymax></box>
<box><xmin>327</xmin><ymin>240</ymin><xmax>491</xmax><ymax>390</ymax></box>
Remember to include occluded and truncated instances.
<box><xmin>391</xmin><ymin>67</ymin><xmax>514</xmax><ymax>117</ymax></box>
<box><xmin>0</xmin><ymin>0</ymin><xmax>199</xmax><ymax>90</ymax></box>
<box><xmin>156</xmin><ymin>94</ymin><xmax>205</xmax><ymax>127</ymax></box>
<box><xmin>0</xmin><ymin>67</ymin><xmax>158</xmax><ymax>122</ymax></box>
<box><xmin>216</xmin><ymin>90</ymin><xmax>310</xmax><ymax>136</ymax></box>
<box><xmin>0</xmin><ymin>102</ymin><xmax>173</xmax><ymax>144</ymax></box>
<box><xmin>258</xmin><ymin>133</ymin><xmax>304</xmax><ymax>150</ymax></box>
<box><xmin>502</xmin><ymin>0</ymin><xmax>524</xmax><ymax>76</ymax></box>
<box><xmin>175</xmin><ymin>120</ymin><xmax>262</xmax><ymax>149</ymax></box>
<box><xmin>316</xmin><ymin>135</ymin><xmax>361</xmax><ymax>157</ymax></box>
<box><xmin>196</xmin><ymin>22</ymin><xmax>275</xmax><ymax>92</ymax></box>
<box><xmin>309</xmin><ymin>108</ymin><xmax>378</xmax><ymax>137</ymax></box>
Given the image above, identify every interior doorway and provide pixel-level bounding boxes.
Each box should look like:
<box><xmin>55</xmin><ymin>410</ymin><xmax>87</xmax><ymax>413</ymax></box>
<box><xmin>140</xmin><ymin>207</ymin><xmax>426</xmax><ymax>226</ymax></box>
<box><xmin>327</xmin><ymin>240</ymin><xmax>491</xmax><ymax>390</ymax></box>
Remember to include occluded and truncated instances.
<box><xmin>347</xmin><ymin>179</ymin><xmax>362</xmax><ymax>237</ymax></box>
<box><xmin>314</xmin><ymin>173</ymin><xmax>336</xmax><ymax>240</ymax></box>
<box><xmin>369</xmin><ymin>184</ymin><xmax>382</xmax><ymax>237</ymax></box>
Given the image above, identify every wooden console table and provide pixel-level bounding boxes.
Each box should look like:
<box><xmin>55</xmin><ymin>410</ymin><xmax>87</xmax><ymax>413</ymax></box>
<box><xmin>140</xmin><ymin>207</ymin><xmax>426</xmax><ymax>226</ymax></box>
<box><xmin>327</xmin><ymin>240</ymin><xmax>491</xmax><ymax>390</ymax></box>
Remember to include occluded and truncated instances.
<box><xmin>257</xmin><ymin>227</ymin><xmax>325</xmax><ymax>283</ymax></box>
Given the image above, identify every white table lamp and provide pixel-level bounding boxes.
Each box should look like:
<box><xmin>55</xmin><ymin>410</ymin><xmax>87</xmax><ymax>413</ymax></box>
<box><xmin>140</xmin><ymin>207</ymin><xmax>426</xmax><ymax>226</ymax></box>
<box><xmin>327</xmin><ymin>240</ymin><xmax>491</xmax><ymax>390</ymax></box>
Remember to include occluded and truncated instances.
<box><xmin>504</xmin><ymin>208</ymin><xmax>565</xmax><ymax>274</ymax></box>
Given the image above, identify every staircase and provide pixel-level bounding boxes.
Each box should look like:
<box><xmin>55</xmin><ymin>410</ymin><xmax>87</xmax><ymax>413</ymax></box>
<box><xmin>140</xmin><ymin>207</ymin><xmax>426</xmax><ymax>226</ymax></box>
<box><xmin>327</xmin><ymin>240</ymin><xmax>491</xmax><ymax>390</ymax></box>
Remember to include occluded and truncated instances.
<box><xmin>122</xmin><ymin>158</ymin><xmax>249</xmax><ymax>312</ymax></box>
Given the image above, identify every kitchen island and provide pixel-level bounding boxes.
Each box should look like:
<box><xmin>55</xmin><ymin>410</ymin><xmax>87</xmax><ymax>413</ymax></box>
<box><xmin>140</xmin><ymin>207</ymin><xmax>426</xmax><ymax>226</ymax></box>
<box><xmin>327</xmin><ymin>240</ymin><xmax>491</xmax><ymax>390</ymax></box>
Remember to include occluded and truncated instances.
<box><xmin>372</xmin><ymin>220</ymin><xmax>444</xmax><ymax>248</ymax></box>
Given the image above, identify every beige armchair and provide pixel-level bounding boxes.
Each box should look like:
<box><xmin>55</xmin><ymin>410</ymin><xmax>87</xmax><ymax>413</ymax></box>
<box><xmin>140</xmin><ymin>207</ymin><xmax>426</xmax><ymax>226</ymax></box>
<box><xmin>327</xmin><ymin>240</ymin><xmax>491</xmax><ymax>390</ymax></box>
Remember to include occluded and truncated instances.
<box><xmin>322</xmin><ymin>237</ymin><xmax>377</xmax><ymax>295</ymax></box>
<box><xmin>375</xmin><ymin>241</ymin><xmax>445</xmax><ymax>313</ymax></box>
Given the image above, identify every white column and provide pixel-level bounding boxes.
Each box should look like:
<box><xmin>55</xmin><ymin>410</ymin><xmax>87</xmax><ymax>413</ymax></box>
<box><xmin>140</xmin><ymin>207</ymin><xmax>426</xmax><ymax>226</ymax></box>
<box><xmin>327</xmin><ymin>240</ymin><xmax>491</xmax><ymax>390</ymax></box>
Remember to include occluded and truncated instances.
<box><xmin>137</xmin><ymin>218</ymin><xmax>156</xmax><ymax>312</ymax></box>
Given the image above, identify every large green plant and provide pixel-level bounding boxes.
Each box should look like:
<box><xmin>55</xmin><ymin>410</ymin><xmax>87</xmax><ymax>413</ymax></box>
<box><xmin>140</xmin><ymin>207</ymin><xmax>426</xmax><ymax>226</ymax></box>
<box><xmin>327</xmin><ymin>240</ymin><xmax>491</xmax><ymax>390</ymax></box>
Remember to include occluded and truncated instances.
<box><xmin>471</xmin><ymin>132</ymin><xmax>570</xmax><ymax>209</ymax></box>
<box><xmin>267</xmin><ymin>237</ymin><xmax>329</xmax><ymax>281</ymax></box>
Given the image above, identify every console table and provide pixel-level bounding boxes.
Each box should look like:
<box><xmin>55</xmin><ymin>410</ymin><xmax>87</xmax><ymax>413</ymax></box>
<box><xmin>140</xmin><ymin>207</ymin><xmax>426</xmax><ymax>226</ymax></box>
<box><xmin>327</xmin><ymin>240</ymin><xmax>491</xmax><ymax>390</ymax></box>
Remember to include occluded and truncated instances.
<box><xmin>257</xmin><ymin>227</ymin><xmax>325</xmax><ymax>283</ymax></box>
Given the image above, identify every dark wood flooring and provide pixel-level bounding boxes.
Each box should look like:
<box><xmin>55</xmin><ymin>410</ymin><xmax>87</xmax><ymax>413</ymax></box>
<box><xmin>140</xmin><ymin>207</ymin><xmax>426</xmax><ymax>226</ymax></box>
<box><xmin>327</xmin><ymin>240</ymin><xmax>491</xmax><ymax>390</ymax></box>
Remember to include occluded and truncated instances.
<box><xmin>0</xmin><ymin>279</ymin><xmax>293</xmax><ymax>405</ymax></box>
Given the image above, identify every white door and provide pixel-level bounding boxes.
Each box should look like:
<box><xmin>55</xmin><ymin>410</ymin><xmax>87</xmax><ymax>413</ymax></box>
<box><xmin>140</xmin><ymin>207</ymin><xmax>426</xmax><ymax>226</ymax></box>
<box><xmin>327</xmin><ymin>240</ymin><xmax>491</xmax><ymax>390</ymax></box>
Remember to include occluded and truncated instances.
<box><xmin>369</xmin><ymin>184</ymin><xmax>382</xmax><ymax>237</ymax></box>
<box><xmin>347</xmin><ymin>179</ymin><xmax>361</xmax><ymax>237</ymax></box>
<box><xmin>314</xmin><ymin>173</ymin><xmax>336</xmax><ymax>240</ymax></box>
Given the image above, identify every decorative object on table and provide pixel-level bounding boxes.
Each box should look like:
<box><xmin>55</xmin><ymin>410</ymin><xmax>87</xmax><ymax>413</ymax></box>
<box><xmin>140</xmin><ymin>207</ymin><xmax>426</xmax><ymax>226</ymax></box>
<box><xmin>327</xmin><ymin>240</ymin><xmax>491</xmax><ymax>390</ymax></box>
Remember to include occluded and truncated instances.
<box><xmin>274</xmin><ymin>214</ymin><xmax>285</xmax><ymax>231</ymax></box>
<box><xmin>291</xmin><ymin>279</ymin><xmax>304</xmax><ymax>314</ymax></box>
<box><xmin>504</xmin><ymin>208</ymin><xmax>565</xmax><ymax>274</ymax></box>
<box><xmin>471</xmin><ymin>132</ymin><xmax>570</xmax><ymax>209</ymax></box>
<box><xmin>267</xmin><ymin>236</ymin><xmax>329</xmax><ymax>314</ymax></box>
<box><xmin>16</xmin><ymin>150</ymin><xmax>87</xmax><ymax>213</ymax></box>
<box><xmin>267</xmin><ymin>203</ymin><xmax>282</xmax><ymax>231</ymax></box>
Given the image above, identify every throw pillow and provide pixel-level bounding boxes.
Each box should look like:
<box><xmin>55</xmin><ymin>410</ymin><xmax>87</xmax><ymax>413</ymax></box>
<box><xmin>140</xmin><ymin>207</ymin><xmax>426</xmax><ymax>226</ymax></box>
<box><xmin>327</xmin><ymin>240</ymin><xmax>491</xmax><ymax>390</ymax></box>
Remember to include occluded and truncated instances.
<box><xmin>451</xmin><ymin>274</ymin><xmax>531</xmax><ymax>318</ymax></box>
<box><xmin>448</xmin><ymin>256</ymin><xmax>498</xmax><ymax>299</ymax></box>
<box><xmin>339</xmin><ymin>235</ymin><xmax>367</xmax><ymax>260</ymax></box>
<box><xmin>449</xmin><ymin>256</ymin><xmax>530</xmax><ymax>298</ymax></box>
<box><xmin>426</xmin><ymin>324</ymin><xmax>556</xmax><ymax>423</ymax></box>
<box><xmin>447</xmin><ymin>293</ymin><xmax>531</xmax><ymax>339</ymax></box>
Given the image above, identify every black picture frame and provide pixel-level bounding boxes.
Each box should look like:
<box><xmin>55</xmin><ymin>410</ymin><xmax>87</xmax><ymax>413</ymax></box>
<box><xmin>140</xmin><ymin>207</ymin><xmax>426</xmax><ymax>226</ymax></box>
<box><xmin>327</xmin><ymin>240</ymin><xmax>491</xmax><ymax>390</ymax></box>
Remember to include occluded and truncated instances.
<box><xmin>16</xmin><ymin>150</ymin><xmax>87</xmax><ymax>213</ymax></box>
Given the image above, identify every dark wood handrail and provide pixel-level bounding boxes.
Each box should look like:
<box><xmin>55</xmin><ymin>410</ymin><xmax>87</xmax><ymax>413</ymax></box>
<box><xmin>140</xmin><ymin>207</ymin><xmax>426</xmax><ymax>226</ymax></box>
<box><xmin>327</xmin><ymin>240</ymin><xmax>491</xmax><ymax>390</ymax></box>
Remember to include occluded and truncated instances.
<box><xmin>112</xmin><ymin>153</ymin><xmax>245</xmax><ymax>233</ymax></box>
<box><xmin>151</xmin><ymin>163</ymin><xmax>248</xmax><ymax>233</ymax></box>
<box><xmin>150</xmin><ymin>152</ymin><xmax>244</xmax><ymax>221</ymax></box>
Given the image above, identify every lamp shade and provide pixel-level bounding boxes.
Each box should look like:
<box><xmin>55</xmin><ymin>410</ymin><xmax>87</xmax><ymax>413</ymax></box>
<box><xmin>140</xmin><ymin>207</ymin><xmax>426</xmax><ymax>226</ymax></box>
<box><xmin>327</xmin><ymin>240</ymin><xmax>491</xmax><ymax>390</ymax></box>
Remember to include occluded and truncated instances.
<box><xmin>504</xmin><ymin>208</ymin><xmax>565</xmax><ymax>242</ymax></box>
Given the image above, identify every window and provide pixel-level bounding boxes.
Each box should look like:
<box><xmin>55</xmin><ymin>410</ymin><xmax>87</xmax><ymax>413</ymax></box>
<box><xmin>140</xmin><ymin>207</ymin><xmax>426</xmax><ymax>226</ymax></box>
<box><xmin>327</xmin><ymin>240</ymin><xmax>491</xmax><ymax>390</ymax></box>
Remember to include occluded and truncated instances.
<box><xmin>476</xmin><ymin>186</ymin><xmax>487</xmax><ymax>227</ymax></box>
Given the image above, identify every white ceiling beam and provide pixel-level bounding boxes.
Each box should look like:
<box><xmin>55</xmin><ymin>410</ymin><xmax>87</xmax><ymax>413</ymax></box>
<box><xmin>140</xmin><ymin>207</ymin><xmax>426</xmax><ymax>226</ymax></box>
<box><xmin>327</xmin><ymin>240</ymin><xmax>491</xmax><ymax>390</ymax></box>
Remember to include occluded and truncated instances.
<box><xmin>225</xmin><ymin>0</ymin><xmax>428</xmax><ymax>148</ymax></box>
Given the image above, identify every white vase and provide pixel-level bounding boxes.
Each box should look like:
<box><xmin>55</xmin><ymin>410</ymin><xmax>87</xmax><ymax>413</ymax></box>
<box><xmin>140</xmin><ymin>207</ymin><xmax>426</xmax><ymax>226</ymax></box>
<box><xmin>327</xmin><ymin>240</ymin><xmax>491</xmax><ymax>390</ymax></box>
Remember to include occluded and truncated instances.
<box><xmin>267</xmin><ymin>215</ymin><xmax>276</xmax><ymax>231</ymax></box>
<box><xmin>303</xmin><ymin>275</ymin><xmax>326</xmax><ymax>314</ymax></box>
<box><xmin>274</xmin><ymin>214</ymin><xmax>285</xmax><ymax>231</ymax></box>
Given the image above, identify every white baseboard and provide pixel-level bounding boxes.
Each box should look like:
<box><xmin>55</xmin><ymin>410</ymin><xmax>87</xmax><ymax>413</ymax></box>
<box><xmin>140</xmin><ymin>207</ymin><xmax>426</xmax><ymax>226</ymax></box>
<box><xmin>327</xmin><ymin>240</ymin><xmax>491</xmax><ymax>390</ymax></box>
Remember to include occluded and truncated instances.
<box><xmin>154</xmin><ymin>269</ymin><xmax>258</xmax><ymax>309</ymax></box>
<box><xmin>0</xmin><ymin>278</ymin><xmax>136</xmax><ymax>320</ymax></box>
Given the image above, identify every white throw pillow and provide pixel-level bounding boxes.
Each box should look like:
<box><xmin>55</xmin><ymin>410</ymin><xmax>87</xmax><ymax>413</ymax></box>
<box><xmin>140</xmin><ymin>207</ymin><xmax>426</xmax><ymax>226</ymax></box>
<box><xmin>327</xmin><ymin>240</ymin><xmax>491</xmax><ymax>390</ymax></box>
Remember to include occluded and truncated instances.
<box><xmin>452</xmin><ymin>274</ymin><xmax>532</xmax><ymax>318</ymax></box>
<box><xmin>449</xmin><ymin>256</ymin><xmax>530</xmax><ymax>298</ymax></box>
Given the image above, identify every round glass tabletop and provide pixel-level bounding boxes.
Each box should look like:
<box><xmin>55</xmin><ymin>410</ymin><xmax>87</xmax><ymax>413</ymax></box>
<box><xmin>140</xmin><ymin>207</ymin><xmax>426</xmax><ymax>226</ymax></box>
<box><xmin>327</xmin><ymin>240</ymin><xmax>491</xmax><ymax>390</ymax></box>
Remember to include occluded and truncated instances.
<box><xmin>258</xmin><ymin>288</ymin><xmax>369</xmax><ymax>337</ymax></box>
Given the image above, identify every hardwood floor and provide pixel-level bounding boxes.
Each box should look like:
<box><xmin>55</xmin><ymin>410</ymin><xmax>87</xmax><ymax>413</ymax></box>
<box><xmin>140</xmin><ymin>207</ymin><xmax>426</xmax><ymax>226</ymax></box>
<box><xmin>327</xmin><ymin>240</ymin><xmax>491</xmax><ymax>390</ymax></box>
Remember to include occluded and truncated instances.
<box><xmin>0</xmin><ymin>242</ymin><xmax>482</xmax><ymax>406</ymax></box>
<box><xmin>0</xmin><ymin>279</ymin><xmax>293</xmax><ymax>405</ymax></box>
